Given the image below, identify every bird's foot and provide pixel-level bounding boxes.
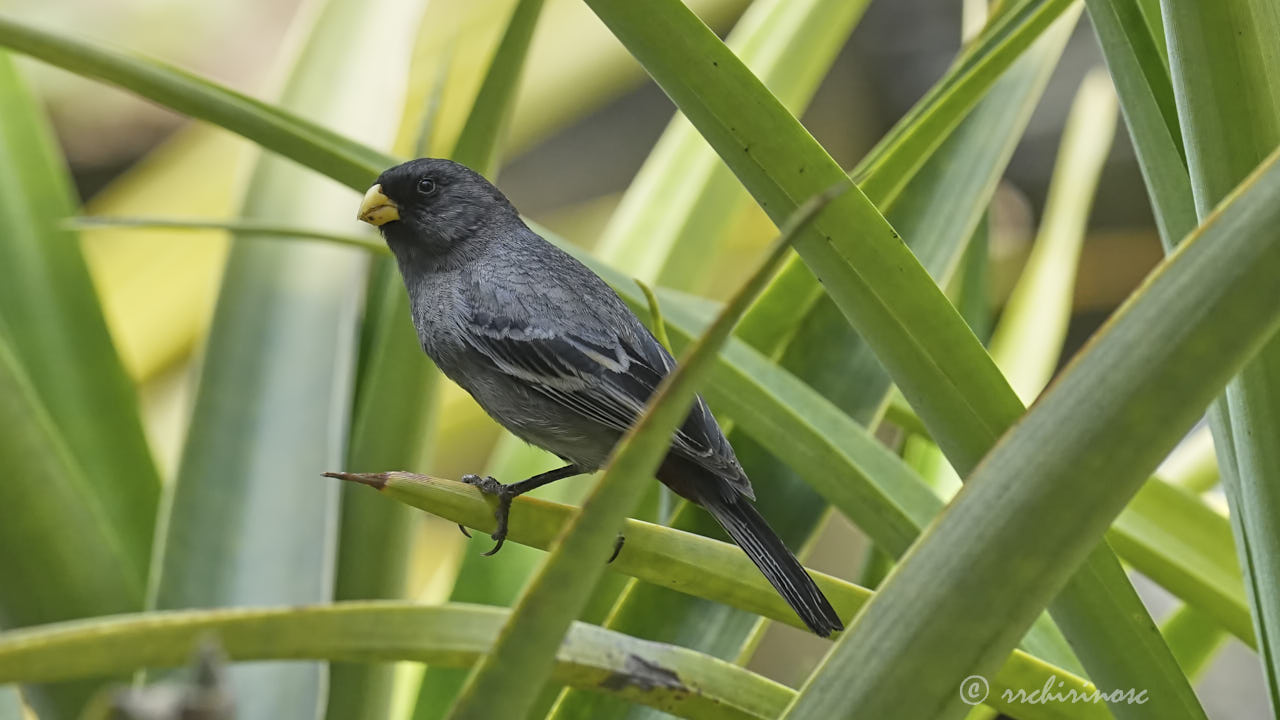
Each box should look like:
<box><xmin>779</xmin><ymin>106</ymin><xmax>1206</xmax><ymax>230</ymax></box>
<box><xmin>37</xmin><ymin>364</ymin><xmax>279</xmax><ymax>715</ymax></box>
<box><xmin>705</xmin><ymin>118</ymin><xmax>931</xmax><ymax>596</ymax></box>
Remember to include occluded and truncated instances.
<box><xmin>608</xmin><ymin>533</ymin><xmax>625</xmax><ymax>564</ymax></box>
<box><xmin>461</xmin><ymin>474</ymin><xmax>517</xmax><ymax>556</ymax></box>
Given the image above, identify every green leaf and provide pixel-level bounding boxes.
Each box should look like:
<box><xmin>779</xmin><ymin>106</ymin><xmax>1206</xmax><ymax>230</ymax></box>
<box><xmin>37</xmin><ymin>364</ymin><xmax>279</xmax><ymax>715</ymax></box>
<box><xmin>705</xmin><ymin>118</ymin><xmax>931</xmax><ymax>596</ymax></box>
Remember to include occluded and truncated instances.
<box><xmin>0</xmin><ymin>334</ymin><xmax>144</xmax><ymax>716</ymax></box>
<box><xmin>0</xmin><ymin>15</ymin><xmax>394</xmax><ymax>191</ymax></box>
<box><xmin>1111</xmin><ymin>479</ymin><xmax>1249</xmax><ymax>643</ymax></box>
<box><xmin>0</xmin><ymin>687</ymin><xmax>19</xmax><ymax>720</ymax></box>
<box><xmin>0</xmin><ymin>49</ymin><xmax>157</xmax><ymax>717</ymax></box>
<box><xmin>780</xmin><ymin>147</ymin><xmax>1280</xmax><ymax>720</ymax></box>
<box><xmin>0</xmin><ymin>50</ymin><xmax>158</xmax><ymax>569</ymax></box>
<box><xmin>593</xmin><ymin>0</ymin><xmax>871</xmax><ymax>288</ymax></box>
<box><xmin>1083</xmin><ymin>0</ymin><xmax>1196</xmax><ymax>246</ymax></box>
<box><xmin>1161</xmin><ymin>0</ymin><xmax>1280</xmax><ymax>710</ymax></box>
<box><xmin>988</xmin><ymin>69</ymin><xmax>1117</xmax><ymax>402</ymax></box>
<box><xmin>550</xmin><ymin>2</ymin><xmax>873</xmax><ymax>715</ymax></box>
<box><xmin>854</xmin><ymin>0</ymin><xmax>1076</xmax><ymax>204</ymax></box>
<box><xmin>586</xmin><ymin>0</ymin><xmax>1014</xmax><ymax>471</ymax></box>
<box><xmin>450</xmin><ymin>0</ymin><xmax>547</xmax><ymax>177</ymax></box>
<box><xmin>585</xmin><ymin>0</ymin><xmax>1196</xmax><ymax>712</ymax></box>
<box><xmin>328</xmin><ymin>254</ymin><xmax>438</xmax><ymax>720</ymax></box>
<box><xmin>147</xmin><ymin>1</ymin><xmax>422</xmax><ymax>718</ymax></box>
<box><xmin>330</xmin><ymin>0</ymin><xmax>545</xmax><ymax>712</ymax></box>
<box><xmin>0</xmin><ymin>602</ymin><xmax>792</xmax><ymax>720</ymax></box>
<box><xmin>441</xmin><ymin>184</ymin><xmax>842</xmax><ymax>720</ymax></box>
<box><xmin>328</xmin><ymin>472</ymin><xmax>1105</xmax><ymax>720</ymax></box>
<box><xmin>1161</xmin><ymin>606</ymin><xmax>1229</xmax><ymax>681</ymax></box>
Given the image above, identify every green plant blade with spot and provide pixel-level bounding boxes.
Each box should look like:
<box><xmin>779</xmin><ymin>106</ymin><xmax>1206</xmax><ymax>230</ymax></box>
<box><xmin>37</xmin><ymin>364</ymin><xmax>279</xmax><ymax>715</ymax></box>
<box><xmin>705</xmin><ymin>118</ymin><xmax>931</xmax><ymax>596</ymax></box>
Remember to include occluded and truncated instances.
<box><xmin>328</xmin><ymin>472</ymin><xmax>1105</xmax><ymax>720</ymax></box>
<box><xmin>0</xmin><ymin>602</ymin><xmax>792</xmax><ymax>720</ymax></box>
<box><xmin>780</xmin><ymin>147</ymin><xmax>1280</xmax><ymax>720</ymax></box>
<box><xmin>0</xmin><ymin>597</ymin><xmax>1096</xmax><ymax>720</ymax></box>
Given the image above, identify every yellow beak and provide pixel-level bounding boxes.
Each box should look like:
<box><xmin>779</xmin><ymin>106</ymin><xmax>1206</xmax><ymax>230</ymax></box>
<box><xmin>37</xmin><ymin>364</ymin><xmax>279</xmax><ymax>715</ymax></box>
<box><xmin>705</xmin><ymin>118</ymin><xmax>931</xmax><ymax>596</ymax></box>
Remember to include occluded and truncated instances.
<box><xmin>358</xmin><ymin>184</ymin><xmax>400</xmax><ymax>226</ymax></box>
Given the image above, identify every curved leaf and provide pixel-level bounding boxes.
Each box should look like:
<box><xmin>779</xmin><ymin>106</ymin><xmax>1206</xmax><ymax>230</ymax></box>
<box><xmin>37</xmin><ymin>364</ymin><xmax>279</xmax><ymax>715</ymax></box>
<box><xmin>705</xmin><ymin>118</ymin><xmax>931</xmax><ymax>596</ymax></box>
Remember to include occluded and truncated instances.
<box><xmin>781</xmin><ymin>147</ymin><xmax>1280</xmax><ymax>720</ymax></box>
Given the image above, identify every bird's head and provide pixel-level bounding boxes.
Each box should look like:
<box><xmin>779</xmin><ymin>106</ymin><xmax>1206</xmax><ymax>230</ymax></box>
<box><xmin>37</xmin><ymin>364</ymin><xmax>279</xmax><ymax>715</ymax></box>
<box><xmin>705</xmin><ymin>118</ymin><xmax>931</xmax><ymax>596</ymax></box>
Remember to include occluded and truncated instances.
<box><xmin>357</xmin><ymin>158</ymin><xmax>517</xmax><ymax>256</ymax></box>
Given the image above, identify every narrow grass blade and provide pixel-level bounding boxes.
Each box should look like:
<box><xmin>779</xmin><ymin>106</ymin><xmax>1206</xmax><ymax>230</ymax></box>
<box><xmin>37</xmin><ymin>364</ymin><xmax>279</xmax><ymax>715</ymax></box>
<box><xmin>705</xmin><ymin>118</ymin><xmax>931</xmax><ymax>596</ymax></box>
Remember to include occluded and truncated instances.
<box><xmin>327</xmin><ymin>472</ymin><xmax>1105</xmax><ymax>720</ymax></box>
<box><xmin>441</xmin><ymin>185</ymin><xmax>843</xmax><ymax>720</ymax></box>
<box><xmin>988</xmin><ymin>69</ymin><xmax>1117</xmax><ymax>402</ymax></box>
<box><xmin>72</xmin><ymin>216</ymin><xmax>387</xmax><ymax>253</ymax></box>
<box><xmin>1111</xmin><ymin>478</ymin><xmax>1249</xmax><ymax>642</ymax></box>
<box><xmin>1162</xmin><ymin>0</ymin><xmax>1280</xmax><ymax>710</ymax></box>
<box><xmin>854</xmin><ymin>0</ymin><xmax>1077</xmax><ymax>204</ymax></box>
<box><xmin>148</xmin><ymin>1</ymin><xmax>421</xmax><ymax>717</ymax></box>
<box><xmin>1084</xmin><ymin>0</ymin><xmax>1195</xmax><ymax>246</ymax></box>
<box><xmin>780</xmin><ymin>148</ymin><xmax>1280</xmax><ymax>720</ymax></box>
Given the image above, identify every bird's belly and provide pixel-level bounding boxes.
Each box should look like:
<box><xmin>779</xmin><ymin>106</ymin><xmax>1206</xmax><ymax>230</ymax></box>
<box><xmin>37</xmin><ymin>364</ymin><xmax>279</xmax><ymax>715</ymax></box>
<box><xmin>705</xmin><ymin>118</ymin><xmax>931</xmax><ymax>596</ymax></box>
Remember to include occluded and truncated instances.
<box><xmin>440</xmin><ymin>360</ymin><xmax>618</xmax><ymax>470</ymax></box>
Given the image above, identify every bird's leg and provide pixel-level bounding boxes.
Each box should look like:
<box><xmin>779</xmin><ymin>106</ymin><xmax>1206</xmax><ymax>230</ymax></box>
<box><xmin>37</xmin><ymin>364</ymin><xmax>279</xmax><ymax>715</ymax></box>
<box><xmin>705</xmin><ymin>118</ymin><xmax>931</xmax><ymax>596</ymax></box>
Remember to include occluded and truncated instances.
<box><xmin>608</xmin><ymin>533</ymin><xmax>625</xmax><ymax>564</ymax></box>
<box><xmin>461</xmin><ymin>464</ymin><xmax>583</xmax><ymax>555</ymax></box>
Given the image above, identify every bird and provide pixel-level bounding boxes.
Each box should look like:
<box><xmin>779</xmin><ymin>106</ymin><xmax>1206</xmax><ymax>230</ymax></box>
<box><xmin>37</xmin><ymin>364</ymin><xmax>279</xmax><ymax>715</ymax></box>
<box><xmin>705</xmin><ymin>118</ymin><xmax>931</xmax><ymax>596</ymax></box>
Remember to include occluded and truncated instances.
<box><xmin>356</xmin><ymin>158</ymin><xmax>843</xmax><ymax>637</ymax></box>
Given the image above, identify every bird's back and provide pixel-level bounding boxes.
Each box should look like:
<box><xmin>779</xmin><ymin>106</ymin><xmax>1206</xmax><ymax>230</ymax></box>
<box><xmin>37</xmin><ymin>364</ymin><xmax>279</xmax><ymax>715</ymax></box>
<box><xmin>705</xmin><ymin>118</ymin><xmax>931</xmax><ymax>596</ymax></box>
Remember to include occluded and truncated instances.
<box><xmin>417</xmin><ymin>222</ymin><xmax>751</xmax><ymax>497</ymax></box>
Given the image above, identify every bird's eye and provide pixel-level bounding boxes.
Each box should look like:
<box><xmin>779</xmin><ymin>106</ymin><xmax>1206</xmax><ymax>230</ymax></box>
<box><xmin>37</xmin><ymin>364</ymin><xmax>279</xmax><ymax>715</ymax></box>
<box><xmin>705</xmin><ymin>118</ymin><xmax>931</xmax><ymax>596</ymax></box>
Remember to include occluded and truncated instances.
<box><xmin>417</xmin><ymin>177</ymin><xmax>437</xmax><ymax>196</ymax></box>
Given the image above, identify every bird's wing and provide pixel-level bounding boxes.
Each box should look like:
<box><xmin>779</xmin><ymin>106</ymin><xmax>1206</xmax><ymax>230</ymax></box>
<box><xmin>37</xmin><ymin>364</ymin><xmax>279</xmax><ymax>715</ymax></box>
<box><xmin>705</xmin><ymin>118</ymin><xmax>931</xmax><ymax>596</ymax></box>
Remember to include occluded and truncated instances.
<box><xmin>459</xmin><ymin>307</ymin><xmax>749</xmax><ymax>493</ymax></box>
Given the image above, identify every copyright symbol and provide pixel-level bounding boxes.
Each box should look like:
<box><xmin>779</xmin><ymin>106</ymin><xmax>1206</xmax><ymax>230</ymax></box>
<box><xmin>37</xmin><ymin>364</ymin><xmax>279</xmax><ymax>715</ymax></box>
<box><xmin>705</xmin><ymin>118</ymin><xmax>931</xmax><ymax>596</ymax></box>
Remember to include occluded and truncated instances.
<box><xmin>960</xmin><ymin>675</ymin><xmax>989</xmax><ymax>705</ymax></box>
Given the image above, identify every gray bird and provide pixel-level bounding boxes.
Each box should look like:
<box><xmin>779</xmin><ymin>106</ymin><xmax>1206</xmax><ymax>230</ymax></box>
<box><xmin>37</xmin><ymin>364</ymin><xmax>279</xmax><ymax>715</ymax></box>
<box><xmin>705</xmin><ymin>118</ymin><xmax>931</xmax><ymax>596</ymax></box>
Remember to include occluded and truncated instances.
<box><xmin>357</xmin><ymin>158</ymin><xmax>843</xmax><ymax>637</ymax></box>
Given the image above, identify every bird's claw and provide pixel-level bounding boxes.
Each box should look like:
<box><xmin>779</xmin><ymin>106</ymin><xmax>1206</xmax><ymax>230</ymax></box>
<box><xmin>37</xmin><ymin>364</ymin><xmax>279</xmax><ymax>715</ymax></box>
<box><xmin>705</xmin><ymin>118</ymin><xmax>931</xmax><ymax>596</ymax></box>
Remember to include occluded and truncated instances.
<box><xmin>461</xmin><ymin>474</ymin><xmax>515</xmax><ymax>556</ymax></box>
<box><xmin>457</xmin><ymin>524</ymin><xmax>471</xmax><ymax>538</ymax></box>
<box><xmin>608</xmin><ymin>534</ymin><xmax>625</xmax><ymax>564</ymax></box>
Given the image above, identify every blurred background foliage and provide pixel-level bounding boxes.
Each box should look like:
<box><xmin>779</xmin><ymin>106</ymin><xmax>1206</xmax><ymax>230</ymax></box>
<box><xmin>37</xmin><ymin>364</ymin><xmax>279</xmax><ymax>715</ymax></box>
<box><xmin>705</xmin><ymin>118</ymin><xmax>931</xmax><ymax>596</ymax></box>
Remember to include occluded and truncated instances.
<box><xmin>0</xmin><ymin>0</ymin><xmax>1273</xmax><ymax>717</ymax></box>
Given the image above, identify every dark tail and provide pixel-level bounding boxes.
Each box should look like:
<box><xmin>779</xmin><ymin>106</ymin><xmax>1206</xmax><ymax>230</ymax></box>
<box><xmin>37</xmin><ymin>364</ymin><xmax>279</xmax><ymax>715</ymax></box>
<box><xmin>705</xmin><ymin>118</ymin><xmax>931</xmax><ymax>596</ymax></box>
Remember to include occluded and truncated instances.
<box><xmin>703</xmin><ymin>496</ymin><xmax>844</xmax><ymax>637</ymax></box>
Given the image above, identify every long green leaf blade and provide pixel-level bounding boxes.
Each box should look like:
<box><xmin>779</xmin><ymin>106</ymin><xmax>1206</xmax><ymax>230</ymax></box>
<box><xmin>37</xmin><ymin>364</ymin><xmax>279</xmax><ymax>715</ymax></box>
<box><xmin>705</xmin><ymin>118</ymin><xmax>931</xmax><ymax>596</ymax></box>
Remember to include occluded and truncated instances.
<box><xmin>1162</xmin><ymin>0</ymin><xmax>1280</xmax><ymax>709</ymax></box>
<box><xmin>149</xmin><ymin>1</ymin><xmax>421</xmax><ymax>717</ymax></box>
<box><xmin>0</xmin><ymin>602</ymin><xmax>792</xmax><ymax>720</ymax></box>
<box><xmin>0</xmin><ymin>335</ymin><xmax>144</xmax><ymax>716</ymax></box>
<box><xmin>0</xmin><ymin>15</ymin><xmax>393</xmax><ymax>189</ymax></box>
<box><xmin>988</xmin><ymin>69</ymin><xmax>1117</xmax><ymax>401</ymax></box>
<box><xmin>1084</xmin><ymin>0</ymin><xmax>1196</xmax><ymax>246</ymax></box>
<box><xmin>0</xmin><ymin>49</ymin><xmax>157</xmax><ymax>717</ymax></box>
<box><xmin>551</xmin><ymin>2</ymin><xmax>872</xmax><ymax>716</ymax></box>
<box><xmin>781</xmin><ymin>147</ymin><xmax>1280</xmax><ymax>720</ymax></box>
<box><xmin>401</xmin><ymin>3</ymin><xmax>559</xmax><ymax>715</ymax></box>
